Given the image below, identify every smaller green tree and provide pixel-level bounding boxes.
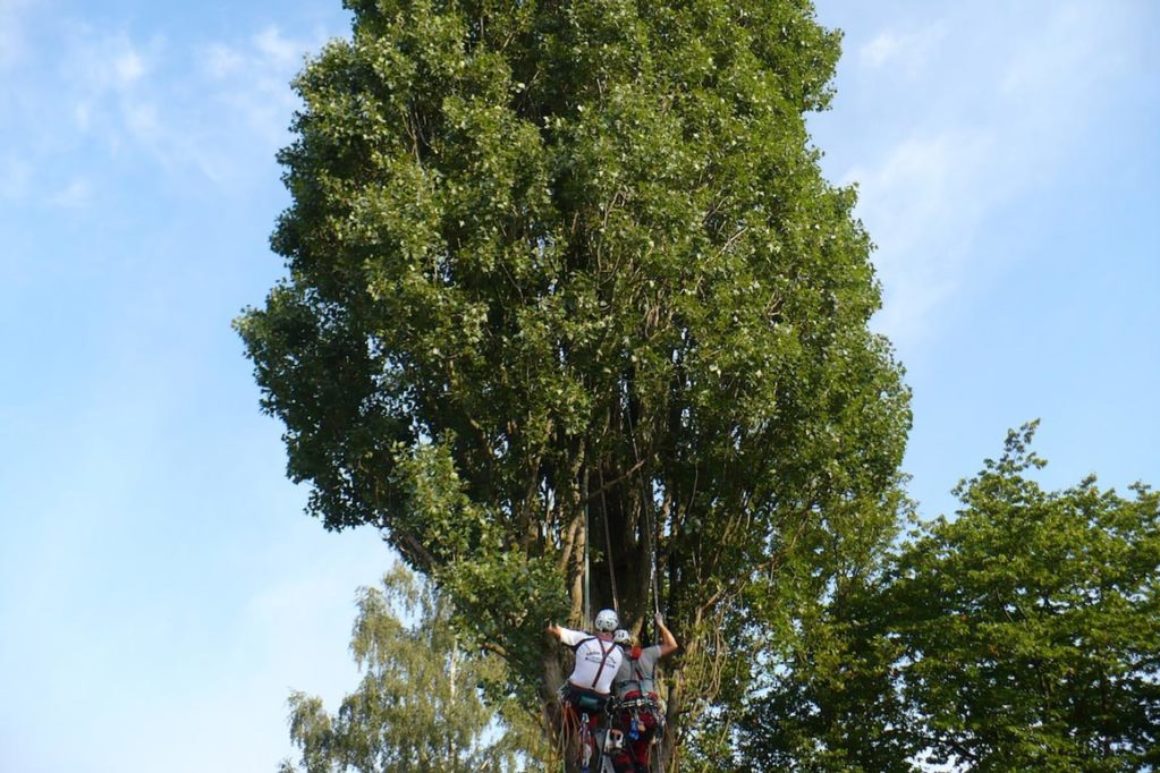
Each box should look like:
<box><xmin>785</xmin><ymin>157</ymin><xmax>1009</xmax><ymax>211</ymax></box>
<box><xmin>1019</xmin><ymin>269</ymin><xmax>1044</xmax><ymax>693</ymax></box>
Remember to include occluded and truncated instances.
<box><xmin>278</xmin><ymin>565</ymin><xmax>546</xmax><ymax>773</ymax></box>
<box><xmin>889</xmin><ymin>423</ymin><xmax>1160</xmax><ymax>771</ymax></box>
<box><xmin>739</xmin><ymin>423</ymin><xmax>1160</xmax><ymax>771</ymax></box>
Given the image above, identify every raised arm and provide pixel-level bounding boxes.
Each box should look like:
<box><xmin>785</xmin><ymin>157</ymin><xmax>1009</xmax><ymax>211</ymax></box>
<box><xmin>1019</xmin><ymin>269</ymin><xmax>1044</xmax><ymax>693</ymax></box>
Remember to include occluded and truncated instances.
<box><xmin>549</xmin><ymin>622</ymin><xmax>585</xmax><ymax>646</ymax></box>
<box><xmin>655</xmin><ymin>613</ymin><xmax>679</xmax><ymax>657</ymax></box>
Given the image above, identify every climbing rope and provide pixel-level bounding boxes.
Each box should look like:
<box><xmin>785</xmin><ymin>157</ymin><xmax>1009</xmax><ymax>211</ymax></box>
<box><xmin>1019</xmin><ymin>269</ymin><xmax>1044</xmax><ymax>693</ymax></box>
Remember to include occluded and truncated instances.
<box><xmin>580</xmin><ymin>380</ymin><xmax>664</xmax><ymax>633</ymax></box>
<box><xmin>598</xmin><ymin>465</ymin><xmax>620</xmax><ymax>614</ymax></box>
<box><xmin>583</xmin><ymin>468</ymin><xmax>591</xmax><ymax>625</ymax></box>
<box><xmin>625</xmin><ymin>382</ymin><xmax>662</xmax><ymax>631</ymax></box>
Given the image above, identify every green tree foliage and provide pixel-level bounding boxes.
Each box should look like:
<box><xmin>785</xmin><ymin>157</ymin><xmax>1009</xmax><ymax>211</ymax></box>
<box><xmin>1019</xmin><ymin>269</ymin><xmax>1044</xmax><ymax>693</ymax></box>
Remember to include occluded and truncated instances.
<box><xmin>279</xmin><ymin>565</ymin><xmax>545</xmax><ymax>772</ymax></box>
<box><xmin>891</xmin><ymin>424</ymin><xmax>1160</xmax><ymax>771</ymax></box>
<box><xmin>738</xmin><ymin>573</ymin><xmax>913</xmax><ymax>772</ymax></box>
<box><xmin>741</xmin><ymin>423</ymin><xmax>1160</xmax><ymax>771</ymax></box>
<box><xmin>236</xmin><ymin>0</ymin><xmax>911</xmax><ymax>762</ymax></box>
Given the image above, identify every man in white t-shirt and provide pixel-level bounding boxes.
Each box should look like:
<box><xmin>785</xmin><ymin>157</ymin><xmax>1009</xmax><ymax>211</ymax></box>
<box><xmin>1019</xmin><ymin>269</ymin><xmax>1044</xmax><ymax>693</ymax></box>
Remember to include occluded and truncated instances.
<box><xmin>548</xmin><ymin>608</ymin><xmax>625</xmax><ymax>764</ymax></box>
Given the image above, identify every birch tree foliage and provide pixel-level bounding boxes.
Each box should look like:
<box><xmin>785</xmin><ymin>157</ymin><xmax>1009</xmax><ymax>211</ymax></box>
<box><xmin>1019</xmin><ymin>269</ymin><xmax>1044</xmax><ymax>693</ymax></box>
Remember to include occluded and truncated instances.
<box><xmin>279</xmin><ymin>565</ymin><xmax>542</xmax><ymax>773</ymax></box>
<box><xmin>237</xmin><ymin>0</ymin><xmax>911</xmax><ymax>755</ymax></box>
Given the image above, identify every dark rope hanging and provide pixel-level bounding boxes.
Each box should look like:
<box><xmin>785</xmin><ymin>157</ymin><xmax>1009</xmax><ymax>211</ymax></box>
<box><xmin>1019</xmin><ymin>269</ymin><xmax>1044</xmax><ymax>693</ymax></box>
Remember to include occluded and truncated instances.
<box><xmin>624</xmin><ymin>380</ymin><xmax>663</xmax><ymax>636</ymax></box>
<box><xmin>582</xmin><ymin>467</ymin><xmax>591</xmax><ymax>625</ymax></box>
<box><xmin>598</xmin><ymin>466</ymin><xmax>620</xmax><ymax>614</ymax></box>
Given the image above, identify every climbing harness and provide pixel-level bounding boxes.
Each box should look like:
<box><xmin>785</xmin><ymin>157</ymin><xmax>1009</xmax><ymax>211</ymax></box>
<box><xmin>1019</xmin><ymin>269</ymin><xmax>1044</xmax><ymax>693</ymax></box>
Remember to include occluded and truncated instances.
<box><xmin>567</xmin><ymin>693</ymin><xmax>621</xmax><ymax>773</ymax></box>
<box><xmin>574</xmin><ymin>636</ymin><xmax>618</xmax><ymax>691</ymax></box>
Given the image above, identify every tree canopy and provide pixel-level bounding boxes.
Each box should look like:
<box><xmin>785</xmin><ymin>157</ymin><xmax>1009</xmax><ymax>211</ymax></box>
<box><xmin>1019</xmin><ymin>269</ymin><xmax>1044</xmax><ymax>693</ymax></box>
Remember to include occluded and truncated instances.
<box><xmin>741</xmin><ymin>423</ymin><xmax>1160</xmax><ymax>771</ymax></box>
<box><xmin>237</xmin><ymin>0</ymin><xmax>911</xmax><ymax>763</ymax></box>
<box><xmin>279</xmin><ymin>565</ymin><xmax>544</xmax><ymax>772</ymax></box>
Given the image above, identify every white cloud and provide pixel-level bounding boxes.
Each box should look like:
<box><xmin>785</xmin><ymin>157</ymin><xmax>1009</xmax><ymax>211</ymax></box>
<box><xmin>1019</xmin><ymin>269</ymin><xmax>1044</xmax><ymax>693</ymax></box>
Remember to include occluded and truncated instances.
<box><xmin>203</xmin><ymin>42</ymin><xmax>245</xmax><ymax>78</ymax></box>
<box><xmin>1</xmin><ymin>16</ymin><xmax>331</xmax><ymax>204</ymax></box>
<box><xmin>0</xmin><ymin>155</ymin><xmax>31</xmax><ymax>199</ymax></box>
<box><xmin>848</xmin><ymin>131</ymin><xmax>994</xmax><ymax>248</ymax></box>
<box><xmin>997</xmin><ymin>1</ymin><xmax>1139</xmax><ymax>165</ymax></box>
<box><xmin>842</xmin><ymin>1</ymin><xmax>1146</xmax><ymax>348</ymax></box>
<box><xmin>1001</xmin><ymin>2</ymin><xmax>1129</xmax><ymax>96</ymax></box>
<box><xmin>53</xmin><ymin>28</ymin><xmax>163</xmax><ymax>165</ymax></box>
<box><xmin>38</xmin><ymin>24</ymin><xmax>321</xmax><ymax>188</ymax></box>
<box><xmin>73</xmin><ymin>100</ymin><xmax>92</xmax><ymax>130</ymax></box>
<box><xmin>47</xmin><ymin>177</ymin><xmax>92</xmax><ymax>207</ymax></box>
<box><xmin>198</xmin><ymin>26</ymin><xmax>316</xmax><ymax>148</ymax></box>
<box><xmin>64</xmin><ymin>29</ymin><xmax>157</xmax><ymax>97</ymax></box>
<box><xmin>113</xmin><ymin>47</ymin><xmax>146</xmax><ymax>85</ymax></box>
<box><xmin>858</xmin><ymin>22</ymin><xmax>947</xmax><ymax>75</ymax></box>
<box><xmin>254</xmin><ymin>25</ymin><xmax>305</xmax><ymax>70</ymax></box>
<box><xmin>859</xmin><ymin>32</ymin><xmax>900</xmax><ymax>68</ymax></box>
<box><xmin>0</xmin><ymin>0</ymin><xmax>34</xmax><ymax>69</ymax></box>
<box><xmin>123</xmin><ymin>100</ymin><xmax>161</xmax><ymax>139</ymax></box>
<box><xmin>851</xmin><ymin>130</ymin><xmax>997</xmax><ymax>343</ymax></box>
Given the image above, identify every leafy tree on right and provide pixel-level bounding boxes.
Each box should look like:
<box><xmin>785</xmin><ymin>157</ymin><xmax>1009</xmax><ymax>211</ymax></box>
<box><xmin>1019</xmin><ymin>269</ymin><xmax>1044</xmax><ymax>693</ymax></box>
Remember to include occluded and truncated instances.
<box><xmin>742</xmin><ymin>422</ymin><xmax>1160</xmax><ymax>771</ymax></box>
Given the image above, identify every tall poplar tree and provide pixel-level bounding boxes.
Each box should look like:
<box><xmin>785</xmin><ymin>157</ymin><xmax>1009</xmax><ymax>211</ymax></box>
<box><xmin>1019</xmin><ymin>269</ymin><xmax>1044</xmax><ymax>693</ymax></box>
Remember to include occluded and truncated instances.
<box><xmin>237</xmin><ymin>0</ymin><xmax>910</xmax><ymax>765</ymax></box>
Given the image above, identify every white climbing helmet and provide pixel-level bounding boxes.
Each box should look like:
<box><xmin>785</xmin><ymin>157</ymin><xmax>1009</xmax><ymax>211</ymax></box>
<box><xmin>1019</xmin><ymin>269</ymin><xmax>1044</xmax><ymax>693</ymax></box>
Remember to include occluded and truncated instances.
<box><xmin>594</xmin><ymin>608</ymin><xmax>619</xmax><ymax>632</ymax></box>
<box><xmin>614</xmin><ymin>628</ymin><xmax>632</xmax><ymax>646</ymax></box>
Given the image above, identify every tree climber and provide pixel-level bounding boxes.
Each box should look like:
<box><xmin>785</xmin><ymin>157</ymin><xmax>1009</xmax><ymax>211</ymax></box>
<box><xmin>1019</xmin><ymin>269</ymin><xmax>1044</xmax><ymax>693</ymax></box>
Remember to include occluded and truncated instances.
<box><xmin>548</xmin><ymin>608</ymin><xmax>625</xmax><ymax>765</ymax></box>
<box><xmin>609</xmin><ymin>613</ymin><xmax>679</xmax><ymax>773</ymax></box>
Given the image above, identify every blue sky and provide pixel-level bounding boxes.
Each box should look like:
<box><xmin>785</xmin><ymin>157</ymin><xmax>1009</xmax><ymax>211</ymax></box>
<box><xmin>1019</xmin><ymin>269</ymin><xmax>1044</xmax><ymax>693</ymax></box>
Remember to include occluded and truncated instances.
<box><xmin>0</xmin><ymin>1</ymin><xmax>1156</xmax><ymax>771</ymax></box>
